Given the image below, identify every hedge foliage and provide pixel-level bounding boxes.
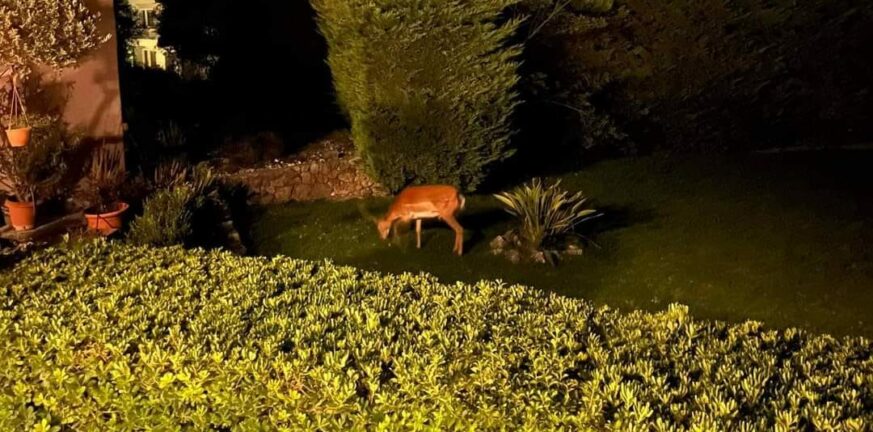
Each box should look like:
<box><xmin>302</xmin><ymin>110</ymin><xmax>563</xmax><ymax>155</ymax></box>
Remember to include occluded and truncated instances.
<box><xmin>312</xmin><ymin>0</ymin><xmax>523</xmax><ymax>192</ymax></box>
<box><xmin>518</xmin><ymin>0</ymin><xmax>873</xmax><ymax>152</ymax></box>
<box><xmin>1</xmin><ymin>241</ymin><xmax>872</xmax><ymax>430</ymax></box>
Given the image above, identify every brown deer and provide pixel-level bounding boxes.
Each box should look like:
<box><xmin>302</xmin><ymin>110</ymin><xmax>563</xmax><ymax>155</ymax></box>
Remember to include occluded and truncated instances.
<box><xmin>376</xmin><ymin>185</ymin><xmax>466</xmax><ymax>255</ymax></box>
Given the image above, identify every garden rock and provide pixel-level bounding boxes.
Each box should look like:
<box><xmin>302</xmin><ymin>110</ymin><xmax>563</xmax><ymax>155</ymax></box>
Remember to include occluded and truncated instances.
<box><xmin>491</xmin><ymin>230</ymin><xmax>584</xmax><ymax>264</ymax></box>
<box><xmin>218</xmin><ymin>133</ymin><xmax>387</xmax><ymax>204</ymax></box>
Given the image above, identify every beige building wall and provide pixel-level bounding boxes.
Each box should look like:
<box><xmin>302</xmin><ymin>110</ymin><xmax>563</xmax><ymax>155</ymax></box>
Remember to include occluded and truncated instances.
<box><xmin>34</xmin><ymin>0</ymin><xmax>124</xmax><ymax>142</ymax></box>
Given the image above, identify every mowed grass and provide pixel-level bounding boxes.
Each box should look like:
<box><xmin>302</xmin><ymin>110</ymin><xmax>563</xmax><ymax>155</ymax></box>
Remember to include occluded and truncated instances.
<box><xmin>252</xmin><ymin>151</ymin><xmax>873</xmax><ymax>338</ymax></box>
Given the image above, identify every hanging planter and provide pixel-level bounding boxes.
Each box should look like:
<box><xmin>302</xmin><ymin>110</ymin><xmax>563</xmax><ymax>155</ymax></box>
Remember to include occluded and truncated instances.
<box><xmin>3</xmin><ymin>71</ymin><xmax>30</xmax><ymax>147</ymax></box>
<box><xmin>0</xmin><ymin>117</ymin><xmax>69</xmax><ymax>233</ymax></box>
<box><xmin>5</xmin><ymin>127</ymin><xmax>32</xmax><ymax>148</ymax></box>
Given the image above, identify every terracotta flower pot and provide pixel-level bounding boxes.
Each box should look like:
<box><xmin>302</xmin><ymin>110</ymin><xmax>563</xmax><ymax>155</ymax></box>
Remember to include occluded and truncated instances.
<box><xmin>4</xmin><ymin>199</ymin><xmax>36</xmax><ymax>231</ymax></box>
<box><xmin>85</xmin><ymin>201</ymin><xmax>129</xmax><ymax>236</ymax></box>
<box><xmin>5</xmin><ymin>127</ymin><xmax>32</xmax><ymax>147</ymax></box>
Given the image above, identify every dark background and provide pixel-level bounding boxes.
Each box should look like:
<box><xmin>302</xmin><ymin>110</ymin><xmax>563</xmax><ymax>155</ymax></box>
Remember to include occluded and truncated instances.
<box><xmin>115</xmin><ymin>0</ymin><xmax>873</xmax><ymax>177</ymax></box>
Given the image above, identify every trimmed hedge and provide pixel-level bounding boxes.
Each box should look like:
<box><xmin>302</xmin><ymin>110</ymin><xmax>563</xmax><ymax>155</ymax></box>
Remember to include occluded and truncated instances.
<box><xmin>1</xmin><ymin>241</ymin><xmax>871</xmax><ymax>430</ymax></box>
<box><xmin>312</xmin><ymin>0</ymin><xmax>523</xmax><ymax>192</ymax></box>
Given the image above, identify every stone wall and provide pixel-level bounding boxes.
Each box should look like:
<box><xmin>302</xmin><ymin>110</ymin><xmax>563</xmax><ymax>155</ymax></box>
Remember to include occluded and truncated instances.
<box><xmin>220</xmin><ymin>137</ymin><xmax>387</xmax><ymax>204</ymax></box>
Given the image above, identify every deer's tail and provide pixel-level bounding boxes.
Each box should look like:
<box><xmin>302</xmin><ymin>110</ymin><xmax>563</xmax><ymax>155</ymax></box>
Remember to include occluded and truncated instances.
<box><xmin>458</xmin><ymin>194</ymin><xmax>466</xmax><ymax>211</ymax></box>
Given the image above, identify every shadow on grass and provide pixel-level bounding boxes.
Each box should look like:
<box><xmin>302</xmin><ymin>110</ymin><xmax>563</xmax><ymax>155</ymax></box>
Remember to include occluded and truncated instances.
<box><xmin>462</xmin><ymin>207</ymin><xmax>513</xmax><ymax>250</ymax></box>
<box><xmin>369</xmin><ymin>202</ymin><xmax>657</xmax><ymax>257</ymax></box>
<box><xmin>587</xmin><ymin>205</ymin><xmax>658</xmax><ymax>235</ymax></box>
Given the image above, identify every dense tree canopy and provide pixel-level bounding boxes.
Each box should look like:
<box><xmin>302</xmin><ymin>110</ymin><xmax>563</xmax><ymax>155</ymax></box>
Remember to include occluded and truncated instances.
<box><xmin>313</xmin><ymin>0</ymin><xmax>524</xmax><ymax>191</ymax></box>
<box><xmin>517</xmin><ymin>0</ymin><xmax>873</xmax><ymax>156</ymax></box>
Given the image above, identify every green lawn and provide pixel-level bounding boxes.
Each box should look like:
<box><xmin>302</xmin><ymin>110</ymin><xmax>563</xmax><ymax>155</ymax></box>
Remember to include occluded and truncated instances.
<box><xmin>251</xmin><ymin>151</ymin><xmax>873</xmax><ymax>338</ymax></box>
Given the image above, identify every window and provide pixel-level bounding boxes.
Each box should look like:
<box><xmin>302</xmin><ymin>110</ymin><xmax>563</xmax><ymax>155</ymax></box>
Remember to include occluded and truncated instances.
<box><xmin>140</xmin><ymin>49</ymin><xmax>159</xmax><ymax>68</ymax></box>
<box><xmin>141</xmin><ymin>9</ymin><xmax>156</xmax><ymax>29</ymax></box>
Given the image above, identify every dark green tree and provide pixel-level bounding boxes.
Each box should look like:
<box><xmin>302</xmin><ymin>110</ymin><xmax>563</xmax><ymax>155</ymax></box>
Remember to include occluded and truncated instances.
<box><xmin>516</xmin><ymin>0</ymin><xmax>873</xmax><ymax>154</ymax></box>
<box><xmin>312</xmin><ymin>0</ymin><xmax>524</xmax><ymax>192</ymax></box>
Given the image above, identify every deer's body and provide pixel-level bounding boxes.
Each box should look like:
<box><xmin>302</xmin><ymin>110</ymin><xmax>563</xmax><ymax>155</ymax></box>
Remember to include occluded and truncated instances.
<box><xmin>377</xmin><ymin>185</ymin><xmax>466</xmax><ymax>255</ymax></box>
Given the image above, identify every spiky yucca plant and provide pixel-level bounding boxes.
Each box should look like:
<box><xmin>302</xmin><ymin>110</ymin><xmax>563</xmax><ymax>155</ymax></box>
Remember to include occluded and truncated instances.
<box><xmin>494</xmin><ymin>178</ymin><xmax>596</xmax><ymax>251</ymax></box>
<box><xmin>82</xmin><ymin>146</ymin><xmax>125</xmax><ymax>213</ymax></box>
<box><xmin>151</xmin><ymin>159</ymin><xmax>188</xmax><ymax>190</ymax></box>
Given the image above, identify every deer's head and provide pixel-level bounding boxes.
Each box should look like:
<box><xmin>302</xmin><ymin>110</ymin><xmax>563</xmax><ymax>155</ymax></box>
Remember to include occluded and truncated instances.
<box><xmin>376</xmin><ymin>218</ymin><xmax>392</xmax><ymax>240</ymax></box>
<box><xmin>357</xmin><ymin>202</ymin><xmax>391</xmax><ymax>240</ymax></box>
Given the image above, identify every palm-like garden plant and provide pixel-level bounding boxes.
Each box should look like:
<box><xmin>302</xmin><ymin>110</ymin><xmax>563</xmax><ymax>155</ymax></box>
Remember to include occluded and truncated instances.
<box><xmin>494</xmin><ymin>178</ymin><xmax>597</xmax><ymax>254</ymax></box>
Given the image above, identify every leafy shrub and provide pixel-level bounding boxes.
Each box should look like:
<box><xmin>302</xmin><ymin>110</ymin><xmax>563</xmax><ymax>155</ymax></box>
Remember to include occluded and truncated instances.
<box><xmin>1</xmin><ymin>240</ymin><xmax>870</xmax><ymax>430</ymax></box>
<box><xmin>312</xmin><ymin>0</ymin><xmax>523</xmax><ymax>192</ymax></box>
<box><xmin>495</xmin><ymin>178</ymin><xmax>596</xmax><ymax>252</ymax></box>
<box><xmin>0</xmin><ymin>116</ymin><xmax>73</xmax><ymax>202</ymax></box>
<box><xmin>126</xmin><ymin>162</ymin><xmax>215</xmax><ymax>247</ymax></box>
<box><xmin>0</xmin><ymin>0</ymin><xmax>107</xmax><ymax>76</ymax></box>
<box><xmin>127</xmin><ymin>162</ymin><xmax>245</xmax><ymax>251</ymax></box>
<box><xmin>126</xmin><ymin>186</ymin><xmax>194</xmax><ymax>246</ymax></box>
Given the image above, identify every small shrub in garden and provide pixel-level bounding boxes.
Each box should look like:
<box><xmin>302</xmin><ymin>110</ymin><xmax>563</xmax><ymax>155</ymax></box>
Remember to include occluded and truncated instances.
<box><xmin>0</xmin><ymin>0</ymin><xmax>109</xmax><ymax>141</ymax></box>
<box><xmin>493</xmin><ymin>178</ymin><xmax>597</xmax><ymax>262</ymax></box>
<box><xmin>0</xmin><ymin>0</ymin><xmax>106</xmax><ymax>76</ymax></box>
<box><xmin>127</xmin><ymin>162</ymin><xmax>243</xmax><ymax>250</ymax></box>
<box><xmin>127</xmin><ymin>162</ymin><xmax>212</xmax><ymax>246</ymax></box>
<box><xmin>312</xmin><ymin>0</ymin><xmax>523</xmax><ymax>192</ymax></box>
<box><xmin>126</xmin><ymin>186</ymin><xmax>194</xmax><ymax>246</ymax></box>
<box><xmin>0</xmin><ymin>240</ymin><xmax>870</xmax><ymax>430</ymax></box>
<box><xmin>0</xmin><ymin>116</ymin><xmax>73</xmax><ymax>202</ymax></box>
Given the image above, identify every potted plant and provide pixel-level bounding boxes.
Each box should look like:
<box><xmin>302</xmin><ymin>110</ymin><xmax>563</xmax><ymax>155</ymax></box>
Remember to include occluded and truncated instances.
<box><xmin>80</xmin><ymin>146</ymin><xmax>129</xmax><ymax>235</ymax></box>
<box><xmin>0</xmin><ymin>119</ymin><xmax>69</xmax><ymax>231</ymax></box>
<box><xmin>0</xmin><ymin>0</ymin><xmax>109</xmax><ymax>146</ymax></box>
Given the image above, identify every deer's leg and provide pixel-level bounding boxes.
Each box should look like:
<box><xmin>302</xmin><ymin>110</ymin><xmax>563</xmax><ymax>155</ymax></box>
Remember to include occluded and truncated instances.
<box><xmin>415</xmin><ymin>219</ymin><xmax>422</xmax><ymax>249</ymax></box>
<box><xmin>442</xmin><ymin>214</ymin><xmax>464</xmax><ymax>255</ymax></box>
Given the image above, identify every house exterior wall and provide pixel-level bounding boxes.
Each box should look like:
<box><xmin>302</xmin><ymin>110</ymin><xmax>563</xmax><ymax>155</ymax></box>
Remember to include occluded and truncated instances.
<box><xmin>48</xmin><ymin>0</ymin><xmax>124</xmax><ymax>141</ymax></box>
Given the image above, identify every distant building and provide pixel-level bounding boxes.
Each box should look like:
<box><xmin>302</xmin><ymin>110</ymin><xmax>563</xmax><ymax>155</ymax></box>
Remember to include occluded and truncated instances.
<box><xmin>129</xmin><ymin>0</ymin><xmax>174</xmax><ymax>70</ymax></box>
